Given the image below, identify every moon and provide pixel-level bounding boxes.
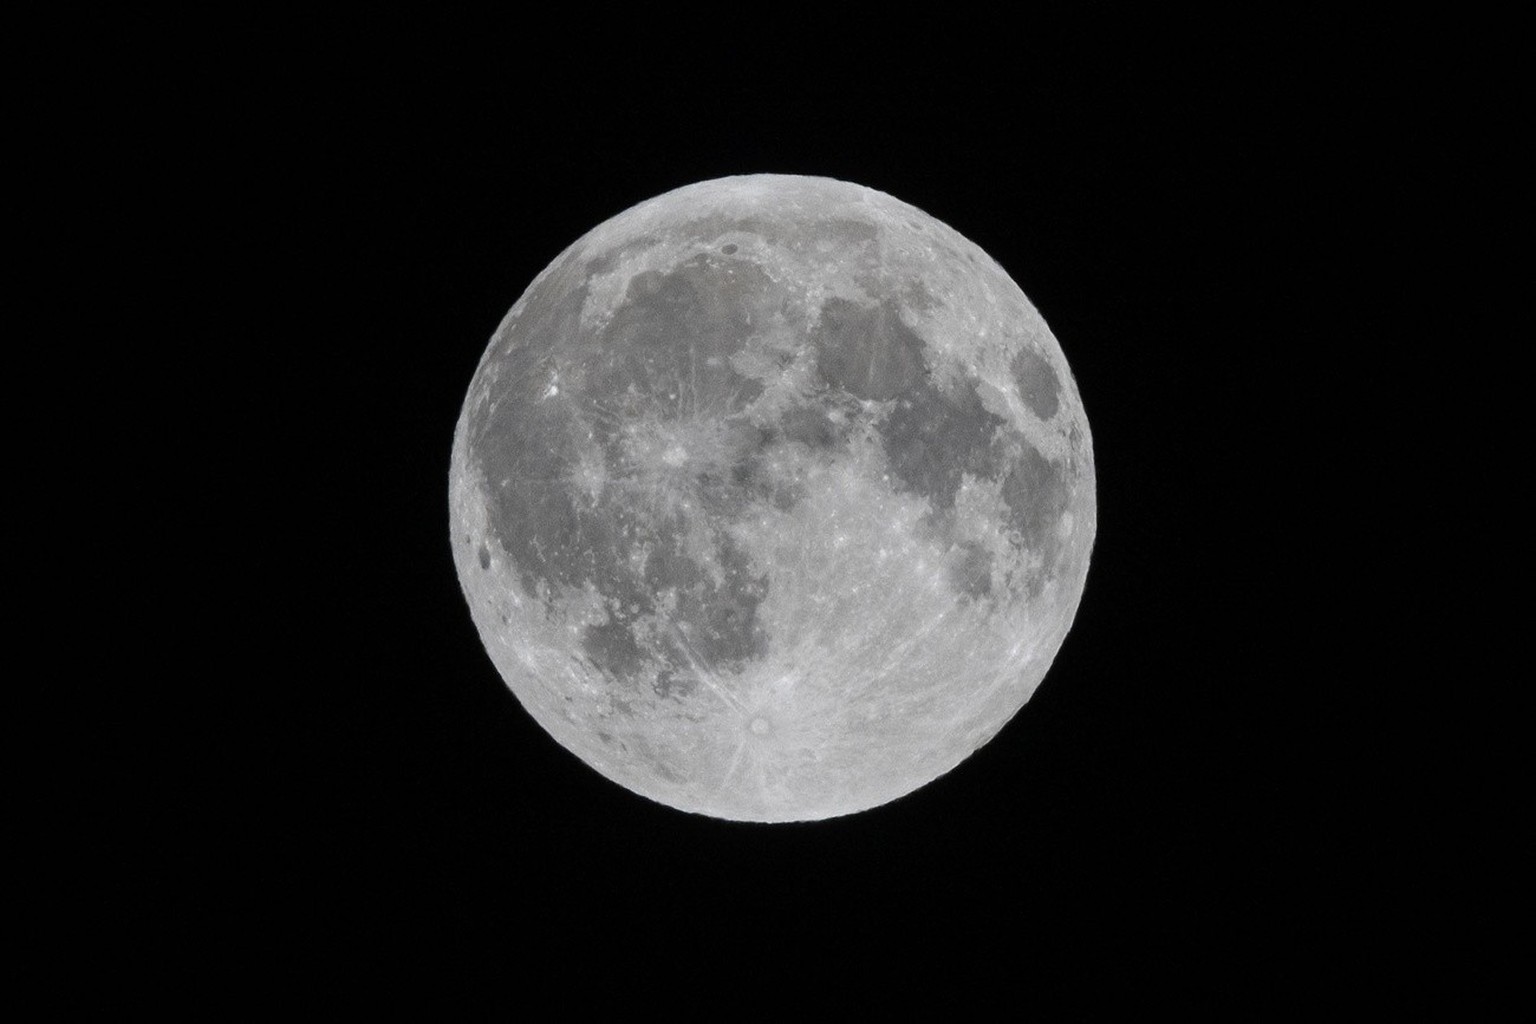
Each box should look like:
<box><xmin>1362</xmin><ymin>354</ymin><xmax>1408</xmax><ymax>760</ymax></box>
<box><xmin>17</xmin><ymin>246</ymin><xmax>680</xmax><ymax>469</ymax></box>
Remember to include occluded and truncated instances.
<box><xmin>449</xmin><ymin>174</ymin><xmax>1096</xmax><ymax>822</ymax></box>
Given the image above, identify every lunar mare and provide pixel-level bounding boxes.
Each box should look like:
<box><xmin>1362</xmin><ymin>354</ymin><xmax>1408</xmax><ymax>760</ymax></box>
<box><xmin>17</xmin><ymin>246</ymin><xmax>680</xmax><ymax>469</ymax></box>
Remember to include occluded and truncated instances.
<box><xmin>449</xmin><ymin>174</ymin><xmax>1095</xmax><ymax>822</ymax></box>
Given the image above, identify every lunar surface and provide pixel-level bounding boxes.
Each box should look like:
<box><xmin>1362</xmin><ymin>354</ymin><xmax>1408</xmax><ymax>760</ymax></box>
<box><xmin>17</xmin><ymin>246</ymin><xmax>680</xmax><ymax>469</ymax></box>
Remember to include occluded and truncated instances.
<box><xmin>449</xmin><ymin>174</ymin><xmax>1095</xmax><ymax>822</ymax></box>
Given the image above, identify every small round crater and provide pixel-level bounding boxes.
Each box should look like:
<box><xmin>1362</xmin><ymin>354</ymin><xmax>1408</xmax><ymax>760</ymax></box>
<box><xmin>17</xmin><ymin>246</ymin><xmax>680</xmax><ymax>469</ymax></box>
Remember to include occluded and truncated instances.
<box><xmin>721</xmin><ymin>243</ymin><xmax>738</xmax><ymax>255</ymax></box>
<box><xmin>749</xmin><ymin>717</ymin><xmax>771</xmax><ymax>736</ymax></box>
<box><xmin>477</xmin><ymin>543</ymin><xmax>491</xmax><ymax>570</ymax></box>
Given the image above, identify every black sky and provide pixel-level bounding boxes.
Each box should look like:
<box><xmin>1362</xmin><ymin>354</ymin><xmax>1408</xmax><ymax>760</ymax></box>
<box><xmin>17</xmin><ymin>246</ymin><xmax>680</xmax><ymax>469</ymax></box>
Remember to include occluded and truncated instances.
<box><xmin>111</xmin><ymin>20</ymin><xmax>1451</xmax><ymax>997</ymax></box>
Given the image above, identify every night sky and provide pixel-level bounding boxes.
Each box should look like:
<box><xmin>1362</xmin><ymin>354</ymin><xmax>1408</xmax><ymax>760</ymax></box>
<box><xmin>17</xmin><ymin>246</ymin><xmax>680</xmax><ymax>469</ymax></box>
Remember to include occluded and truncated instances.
<box><xmin>102</xmin><ymin>17</ymin><xmax>1449</xmax><ymax>998</ymax></box>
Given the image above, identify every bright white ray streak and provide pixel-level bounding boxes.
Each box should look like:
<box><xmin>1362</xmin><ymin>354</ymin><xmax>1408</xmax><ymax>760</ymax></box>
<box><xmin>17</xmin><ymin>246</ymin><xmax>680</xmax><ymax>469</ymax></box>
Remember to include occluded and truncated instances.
<box><xmin>665</xmin><ymin>619</ymin><xmax>747</xmax><ymax>717</ymax></box>
<box><xmin>721</xmin><ymin>734</ymin><xmax>750</xmax><ymax>793</ymax></box>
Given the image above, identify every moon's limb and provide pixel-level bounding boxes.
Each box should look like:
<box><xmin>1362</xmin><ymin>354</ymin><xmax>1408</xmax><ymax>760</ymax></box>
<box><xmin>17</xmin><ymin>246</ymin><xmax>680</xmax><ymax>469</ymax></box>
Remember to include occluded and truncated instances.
<box><xmin>449</xmin><ymin>174</ymin><xmax>1095</xmax><ymax>822</ymax></box>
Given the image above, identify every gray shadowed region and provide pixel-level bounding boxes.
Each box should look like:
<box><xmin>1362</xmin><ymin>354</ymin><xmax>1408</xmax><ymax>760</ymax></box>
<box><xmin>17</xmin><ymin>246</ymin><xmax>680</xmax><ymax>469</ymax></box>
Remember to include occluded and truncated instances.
<box><xmin>813</xmin><ymin>297</ymin><xmax>928</xmax><ymax>401</ymax></box>
<box><xmin>469</xmin><ymin>243</ymin><xmax>780</xmax><ymax>699</ymax></box>
<box><xmin>576</xmin><ymin>253</ymin><xmax>769</xmax><ymax>431</ymax></box>
<box><xmin>947</xmin><ymin>539</ymin><xmax>994</xmax><ymax>600</ymax></box>
<box><xmin>1011</xmin><ymin>345</ymin><xmax>1062</xmax><ymax>421</ymax></box>
<box><xmin>877</xmin><ymin>374</ymin><xmax>1008</xmax><ymax>517</ymax></box>
<box><xmin>1000</xmin><ymin>443</ymin><xmax>1072</xmax><ymax>593</ymax></box>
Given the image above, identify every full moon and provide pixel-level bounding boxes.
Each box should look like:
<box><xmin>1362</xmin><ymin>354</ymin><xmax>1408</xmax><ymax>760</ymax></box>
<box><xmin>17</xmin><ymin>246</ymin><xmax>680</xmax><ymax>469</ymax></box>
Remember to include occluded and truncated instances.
<box><xmin>449</xmin><ymin>175</ymin><xmax>1096</xmax><ymax>822</ymax></box>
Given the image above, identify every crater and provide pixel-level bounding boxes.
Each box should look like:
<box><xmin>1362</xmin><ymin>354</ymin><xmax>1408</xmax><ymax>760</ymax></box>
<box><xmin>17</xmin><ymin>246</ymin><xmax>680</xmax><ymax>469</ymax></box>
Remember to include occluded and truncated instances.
<box><xmin>1010</xmin><ymin>346</ymin><xmax>1061</xmax><ymax>420</ymax></box>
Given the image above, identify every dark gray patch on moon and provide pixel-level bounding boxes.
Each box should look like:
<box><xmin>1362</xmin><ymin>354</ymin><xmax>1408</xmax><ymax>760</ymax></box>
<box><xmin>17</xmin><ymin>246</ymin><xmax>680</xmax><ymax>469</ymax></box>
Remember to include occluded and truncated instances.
<box><xmin>467</xmin><ymin>251</ymin><xmax>600</xmax><ymax>598</ymax></box>
<box><xmin>470</xmin><ymin>247</ymin><xmax>785</xmax><ymax>695</ymax></box>
<box><xmin>694</xmin><ymin>420</ymin><xmax>776</xmax><ymax>516</ymax></box>
<box><xmin>903</xmin><ymin>279</ymin><xmax>941</xmax><ymax>312</ymax></box>
<box><xmin>667</xmin><ymin>534</ymin><xmax>769</xmax><ymax>670</ymax></box>
<box><xmin>468</xmin><ymin>395</ymin><xmax>573</xmax><ymax>591</ymax></box>
<box><xmin>584</xmin><ymin>607</ymin><xmax>652</xmax><ymax>679</ymax></box>
<box><xmin>879</xmin><ymin>377</ymin><xmax>1006</xmax><ymax>514</ymax></box>
<box><xmin>481</xmin><ymin>441</ymin><xmax>584</xmax><ymax>599</ymax></box>
<box><xmin>1000</xmin><ymin>444</ymin><xmax>1071</xmax><ymax>591</ymax></box>
<box><xmin>653</xmin><ymin>667</ymin><xmax>693</xmax><ymax>700</ymax></box>
<box><xmin>777</xmin><ymin>401</ymin><xmax>853</xmax><ymax>453</ymax></box>
<box><xmin>948</xmin><ymin>540</ymin><xmax>994</xmax><ymax>600</ymax></box>
<box><xmin>572</xmin><ymin>517</ymin><xmax>769</xmax><ymax>690</ymax></box>
<box><xmin>725</xmin><ymin>430</ymin><xmax>802</xmax><ymax>512</ymax></box>
<box><xmin>1010</xmin><ymin>346</ymin><xmax>1061</xmax><ymax>420</ymax></box>
<box><xmin>706</xmin><ymin>398</ymin><xmax>860</xmax><ymax>515</ymax></box>
<box><xmin>814</xmin><ymin>297</ymin><xmax>929</xmax><ymax>401</ymax></box>
<box><xmin>577</xmin><ymin>254</ymin><xmax>768</xmax><ymax>428</ymax></box>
